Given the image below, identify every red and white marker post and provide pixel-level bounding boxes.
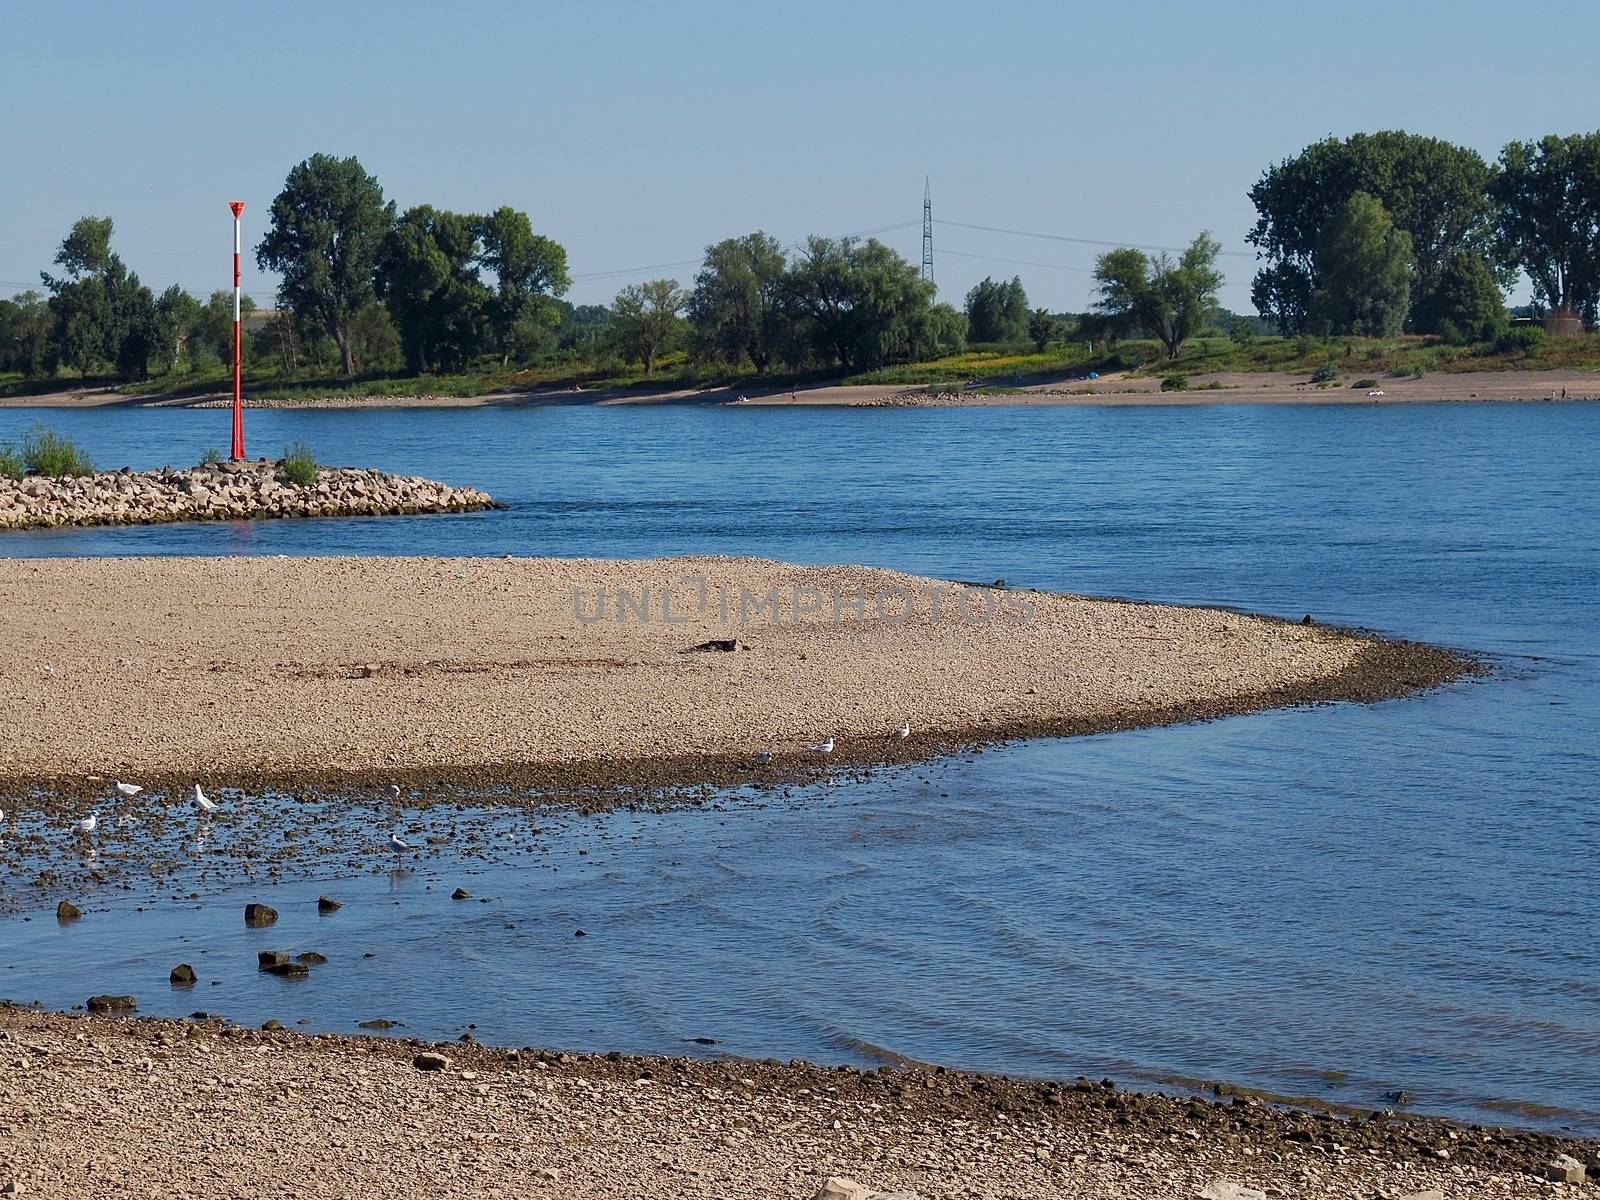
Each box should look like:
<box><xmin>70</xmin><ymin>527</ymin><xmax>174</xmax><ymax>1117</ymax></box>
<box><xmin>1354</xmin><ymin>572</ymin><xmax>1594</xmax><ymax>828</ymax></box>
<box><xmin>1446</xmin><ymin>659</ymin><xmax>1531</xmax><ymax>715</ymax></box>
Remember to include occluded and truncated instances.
<box><xmin>228</xmin><ymin>200</ymin><xmax>246</xmax><ymax>461</ymax></box>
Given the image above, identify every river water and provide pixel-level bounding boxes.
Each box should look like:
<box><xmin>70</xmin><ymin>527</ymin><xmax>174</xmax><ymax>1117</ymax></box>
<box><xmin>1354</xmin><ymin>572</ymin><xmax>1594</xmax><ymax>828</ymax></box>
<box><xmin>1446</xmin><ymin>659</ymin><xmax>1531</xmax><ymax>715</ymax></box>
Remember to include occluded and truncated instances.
<box><xmin>1</xmin><ymin>399</ymin><xmax>1596</xmax><ymax>1132</ymax></box>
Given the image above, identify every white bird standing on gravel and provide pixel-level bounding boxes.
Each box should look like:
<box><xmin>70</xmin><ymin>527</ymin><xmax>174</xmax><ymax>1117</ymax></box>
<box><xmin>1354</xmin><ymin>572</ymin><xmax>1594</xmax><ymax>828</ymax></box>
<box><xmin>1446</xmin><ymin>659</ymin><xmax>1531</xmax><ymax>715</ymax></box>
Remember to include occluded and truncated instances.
<box><xmin>73</xmin><ymin>813</ymin><xmax>97</xmax><ymax>837</ymax></box>
<box><xmin>754</xmin><ymin>752</ymin><xmax>773</xmax><ymax>765</ymax></box>
<box><xmin>891</xmin><ymin>722</ymin><xmax>911</xmax><ymax>741</ymax></box>
<box><xmin>813</xmin><ymin>737</ymin><xmax>835</xmax><ymax>755</ymax></box>
<box><xmin>193</xmin><ymin>784</ymin><xmax>216</xmax><ymax>814</ymax></box>
<box><xmin>114</xmin><ymin>780</ymin><xmax>142</xmax><ymax>798</ymax></box>
<box><xmin>386</xmin><ymin>784</ymin><xmax>402</xmax><ymax>801</ymax></box>
<box><xmin>388</xmin><ymin>832</ymin><xmax>413</xmax><ymax>854</ymax></box>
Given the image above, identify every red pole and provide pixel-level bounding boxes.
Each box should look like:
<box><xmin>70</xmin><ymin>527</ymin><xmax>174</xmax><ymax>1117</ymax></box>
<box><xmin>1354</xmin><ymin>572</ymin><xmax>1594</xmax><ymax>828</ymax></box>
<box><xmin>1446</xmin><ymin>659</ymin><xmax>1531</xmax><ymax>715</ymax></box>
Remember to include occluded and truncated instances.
<box><xmin>229</xmin><ymin>200</ymin><xmax>246</xmax><ymax>461</ymax></box>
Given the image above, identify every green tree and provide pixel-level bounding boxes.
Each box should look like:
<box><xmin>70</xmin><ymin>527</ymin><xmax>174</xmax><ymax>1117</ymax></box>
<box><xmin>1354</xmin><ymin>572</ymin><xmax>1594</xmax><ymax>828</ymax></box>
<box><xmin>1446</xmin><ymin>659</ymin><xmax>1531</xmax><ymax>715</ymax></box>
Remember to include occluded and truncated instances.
<box><xmin>256</xmin><ymin>154</ymin><xmax>395</xmax><ymax>375</ymax></box>
<box><xmin>1411</xmin><ymin>250</ymin><xmax>1505</xmax><ymax>343</ymax></box>
<box><xmin>916</xmin><ymin>302</ymin><xmax>968</xmax><ymax>358</ymax></box>
<box><xmin>1491</xmin><ymin>133</ymin><xmax>1600</xmax><ymax>327</ymax></box>
<box><xmin>557</xmin><ymin>304</ymin><xmax>614</xmax><ymax>355</ymax></box>
<box><xmin>378</xmin><ymin>205</ymin><xmax>489</xmax><ymax>373</ymax></box>
<box><xmin>476</xmin><ymin>206</ymin><xmax>571</xmax><ymax>367</ymax></box>
<box><xmin>687</xmin><ymin>232</ymin><xmax>791</xmax><ymax>372</ymax></box>
<box><xmin>40</xmin><ymin>216</ymin><xmax>157</xmax><ymax>380</ymax></box>
<box><xmin>1248</xmin><ymin>132</ymin><xmax>1497</xmax><ymax>334</ymax></box>
<box><xmin>152</xmin><ymin>286</ymin><xmax>205</xmax><ymax>374</ymax></box>
<box><xmin>1027</xmin><ymin>307</ymin><xmax>1059</xmax><ymax>351</ymax></box>
<box><xmin>192</xmin><ymin>290</ymin><xmax>258</xmax><ymax>366</ymax></box>
<box><xmin>1092</xmin><ymin>232</ymin><xmax>1223</xmax><ymax>358</ymax></box>
<box><xmin>784</xmin><ymin>237</ymin><xmax>937</xmax><ymax>371</ymax></box>
<box><xmin>964</xmin><ymin>275</ymin><xmax>1030</xmax><ymax>342</ymax></box>
<box><xmin>611</xmin><ymin>279</ymin><xmax>687</xmax><ymax>375</ymax></box>
<box><xmin>1310</xmin><ymin>192</ymin><xmax>1413</xmax><ymax>337</ymax></box>
<box><xmin>0</xmin><ymin>291</ymin><xmax>53</xmax><ymax>375</ymax></box>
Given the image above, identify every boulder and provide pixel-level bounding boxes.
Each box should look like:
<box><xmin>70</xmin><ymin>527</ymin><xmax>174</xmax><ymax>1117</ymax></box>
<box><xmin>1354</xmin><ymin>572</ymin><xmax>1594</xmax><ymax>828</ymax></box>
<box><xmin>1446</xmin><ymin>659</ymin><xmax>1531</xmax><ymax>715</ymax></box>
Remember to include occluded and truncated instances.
<box><xmin>1397</xmin><ymin>1191</ymin><xmax>1445</xmax><ymax>1200</ymax></box>
<box><xmin>813</xmin><ymin>1179</ymin><xmax>921</xmax><ymax>1200</ymax></box>
<box><xmin>413</xmin><ymin>1051</ymin><xmax>451</xmax><ymax>1071</ymax></box>
<box><xmin>1199</xmin><ymin>1185</ymin><xmax>1267</xmax><ymax>1200</ymax></box>
<box><xmin>267</xmin><ymin>961</ymin><xmax>310</xmax><ymax>980</ymax></box>
<box><xmin>317</xmin><ymin>896</ymin><xmax>343</xmax><ymax>913</ymax></box>
<box><xmin>244</xmin><ymin>902</ymin><xmax>278</xmax><ymax>927</ymax></box>
<box><xmin>296</xmin><ymin>951</ymin><xmax>328</xmax><ymax>965</ymax></box>
<box><xmin>257</xmin><ymin>950</ymin><xmax>290</xmax><ymax>969</ymax></box>
<box><xmin>56</xmin><ymin>900</ymin><xmax>82</xmax><ymax>921</ymax></box>
<box><xmin>169</xmin><ymin>963</ymin><xmax>197</xmax><ymax>987</ymax></box>
<box><xmin>86</xmin><ymin>994</ymin><xmax>136</xmax><ymax>1013</ymax></box>
<box><xmin>451</xmin><ymin>887</ymin><xmax>471</xmax><ymax>900</ymax></box>
<box><xmin>1543</xmin><ymin>1154</ymin><xmax>1586</xmax><ymax>1185</ymax></box>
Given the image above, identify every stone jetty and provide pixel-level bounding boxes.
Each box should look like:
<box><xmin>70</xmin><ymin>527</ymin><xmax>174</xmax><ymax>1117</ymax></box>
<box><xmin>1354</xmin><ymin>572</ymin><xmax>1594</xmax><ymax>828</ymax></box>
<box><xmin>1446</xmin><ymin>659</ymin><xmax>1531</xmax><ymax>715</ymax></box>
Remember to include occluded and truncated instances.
<box><xmin>0</xmin><ymin>459</ymin><xmax>500</xmax><ymax>530</ymax></box>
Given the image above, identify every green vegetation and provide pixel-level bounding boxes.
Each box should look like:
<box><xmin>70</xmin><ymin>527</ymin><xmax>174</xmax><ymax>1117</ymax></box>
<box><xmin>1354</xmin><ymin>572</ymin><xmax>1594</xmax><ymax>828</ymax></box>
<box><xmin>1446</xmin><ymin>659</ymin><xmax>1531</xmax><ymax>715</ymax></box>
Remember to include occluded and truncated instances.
<box><xmin>201</xmin><ymin>447</ymin><xmax>224</xmax><ymax>465</ymax></box>
<box><xmin>1091</xmin><ymin>233</ymin><xmax>1224</xmax><ymax>358</ymax></box>
<box><xmin>965</xmin><ymin>277</ymin><xmax>1028</xmax><ymax>343</ymax></box>
<box><xmin>20</xmin><ymin>423</ymin><xmax>94</xmax><ymax>477</ymax></box>
<box><xmin>0</xmin><ymin>445</ymin><xmax>23</xmax><ymax>481</ymax></box>
<box><xmin>280</xmin><ymin>441</ymin><xmax>318</xmax><ymax>486</ymax></box>
<box><xmin>1160</xmin><ymin>373</ymin><xmax>1188</xmax><ymax>392</ymax></box>
<box><xmin>1311</xmin><ymin>193</ymin><xmax>1413</xmax><ymax>336</ymax></box>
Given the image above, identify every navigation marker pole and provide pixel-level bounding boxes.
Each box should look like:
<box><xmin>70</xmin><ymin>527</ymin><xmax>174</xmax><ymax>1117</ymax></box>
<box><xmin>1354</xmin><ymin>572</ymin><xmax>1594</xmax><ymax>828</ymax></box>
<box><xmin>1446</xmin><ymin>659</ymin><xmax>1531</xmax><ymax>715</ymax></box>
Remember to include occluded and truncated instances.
<box><xmin>228</xmin><ymin>200</ymin><xmax>246</xmax><ymax>461</ymax></box>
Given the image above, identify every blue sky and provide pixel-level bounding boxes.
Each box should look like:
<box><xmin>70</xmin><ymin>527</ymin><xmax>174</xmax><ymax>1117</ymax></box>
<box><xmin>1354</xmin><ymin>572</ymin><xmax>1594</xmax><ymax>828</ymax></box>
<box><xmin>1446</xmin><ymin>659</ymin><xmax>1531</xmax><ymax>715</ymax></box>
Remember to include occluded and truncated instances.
<box><xmin>3</xmin><ymin>0</ymin><xmax>1595</xmax><ymax>315</ymax></box>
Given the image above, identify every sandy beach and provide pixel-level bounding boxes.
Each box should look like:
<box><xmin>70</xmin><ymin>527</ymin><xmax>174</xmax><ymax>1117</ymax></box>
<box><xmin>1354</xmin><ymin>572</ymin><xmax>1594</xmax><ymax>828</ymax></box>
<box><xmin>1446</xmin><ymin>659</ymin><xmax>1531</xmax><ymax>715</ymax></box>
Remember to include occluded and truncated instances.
<box><xmin>0</xmin><ymin>555</ymin><xmax>1466</xmax><ymax>794</ymax></box>
<box><xmin>5</xmin><ymin>368</ymin><xmax>1598</xmax><ymax>411</ymax></box>
<box><xmin>0</xmin><ymin>1006</ymin><xmax>1588</xmax><ymax>1200</ymax></box>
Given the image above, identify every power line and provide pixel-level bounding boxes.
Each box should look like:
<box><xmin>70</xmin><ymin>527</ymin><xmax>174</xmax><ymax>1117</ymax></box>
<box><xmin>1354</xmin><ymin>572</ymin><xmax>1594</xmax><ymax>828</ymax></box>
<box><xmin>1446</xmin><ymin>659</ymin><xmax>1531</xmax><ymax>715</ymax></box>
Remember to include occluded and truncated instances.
<box><xmin>938</xmin><ymin>248</ymin><xmax>1094</xmax><ymax>275</ymax></box>
<box><xmin>936</xmin><ymin>218</ymin><xmax>1256</xmax><ymax>258</ymax></box>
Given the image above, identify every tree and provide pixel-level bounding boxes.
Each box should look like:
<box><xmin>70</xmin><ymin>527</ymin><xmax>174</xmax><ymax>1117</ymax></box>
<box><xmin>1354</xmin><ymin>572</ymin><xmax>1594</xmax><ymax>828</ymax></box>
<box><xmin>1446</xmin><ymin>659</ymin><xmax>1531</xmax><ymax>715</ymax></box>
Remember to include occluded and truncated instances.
<box><xmin>1411</xmin><ymin>250</ymin><xmax>1505</xmax><ymax>343</ymax></box>
<box><xmin>152</xmin><ymin>286</ymin><xmax>205</xmax><ymax>373</ymax></box>
<box><xmin>476</xmin><ymin>207</ymin><xmax>570</xmax><ymax>367</ymax></box>
<box><xmin>917</xmin><ymin>302</ymin><xmax>968</xmax><ymax>358</ymax></box>
<box><xmin>1491</xmin><ymin>133</ymin><xmax>1600</xmax><ymax>328</ymax></box>
<box><xmin>1309</xmin><ymin>192</ymin><xmax>1413</xmax><ymax>337</ymax></box>
<box><xmin>0</xmin><ymin>291</ymin><xmax>52</xmax><ymax>375</ymax></box>
<box><xmin>687</xmin><ymin>232</ymin><xmax>791</xmax><ymax>372</ymax></box>
<box><xmin>1027</xmin><ymin>307</ymin><xmax>1059</xmax><ymax>351</ymax></box>
<box><xmin>190</xmin><ymin>290</ymin><xmax>258</xmax><ymax>366</ymax></box>
<box><xmin>378</xmin><ymin>206</ymin><xmax>489</xmax><ymax>373</ymax></box>
<box><xmin>611</xmin><ymin>279</ymin><xmax>686</xmax><ymax>375</ymax></box>
<box><xmin>784</xmin><ymin>237</ymin><xmax>937</xmax><ymax>371</ymax></box>
<box><xmin>40</xmin><ymin>216</ymin><xmax>157</xmax><ymax>380</ymax></box>
<box><xmin>1092</xmin><ymin>232</ymin><xmax>1223</xmax><ymax>358</ymax></box>
<box><xmin>964</xmin><ymin>276</ymin><xmax>1030</xmax><ymax>342</ymax></box>
<box><xmin>256</xmin><ymin>154</ymin><xmax>394</xmax><ymax>375</ymax></box>
<box><xmin>1248</xmin><ymin>132</ymin><xmax>1497</xmax><ymax>334</ymax></box>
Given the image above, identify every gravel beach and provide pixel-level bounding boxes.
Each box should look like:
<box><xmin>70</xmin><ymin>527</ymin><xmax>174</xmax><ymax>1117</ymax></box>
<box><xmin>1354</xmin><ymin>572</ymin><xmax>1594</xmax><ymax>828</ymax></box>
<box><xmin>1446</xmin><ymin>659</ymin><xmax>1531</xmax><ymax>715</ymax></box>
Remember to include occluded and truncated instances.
<box><xmin>0</xmin><ymin>555</ymin><xmax>1468</xmax><ymax>794</ymax></box>
<box><xmin>0</xmin><ymin>1007</ymin><xmax>1588</xmax><ymax>1200</ymax></box>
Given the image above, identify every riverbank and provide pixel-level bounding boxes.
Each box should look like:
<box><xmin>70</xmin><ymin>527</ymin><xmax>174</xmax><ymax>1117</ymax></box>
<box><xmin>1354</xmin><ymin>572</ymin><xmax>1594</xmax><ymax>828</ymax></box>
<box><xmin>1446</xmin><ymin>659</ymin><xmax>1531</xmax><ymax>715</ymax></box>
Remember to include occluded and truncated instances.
<box><xmin>5</xmin><ymin>367</ymin><xmax>1600</xmax><ymax>410</ymax></box>
<box><xmin>0</xmin><ymin>1007</ymin><xmax>1588</xmax><ymax>1199</ymax></box>
<box><xmin>0</xmin><ymin>555</ymin><xmax>1471</xmax><ymax>795</ymax></box>
<box><xmin>0</xmin><ymin>461</ymin><xmax>499</xmax><ymax>530</ymax></box>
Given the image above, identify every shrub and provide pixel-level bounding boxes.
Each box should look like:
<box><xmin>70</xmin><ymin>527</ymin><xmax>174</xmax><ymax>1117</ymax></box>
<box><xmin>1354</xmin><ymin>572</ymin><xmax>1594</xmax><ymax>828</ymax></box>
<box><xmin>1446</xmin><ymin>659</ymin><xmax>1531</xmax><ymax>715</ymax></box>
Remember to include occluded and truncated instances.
<box><xmin>201</xmin><ymin>447</ymin><xmax>224</xmax><ymax>465</ymax></box>
<box><xmin>1160</xmin><ymin>373</ymin><xmax>1188</xmax><ymax>392</ymax></box>
<box><xmin>0</xmin><ymin>445</ymin><xmax>22</xmax><ymax>481</ymax></box>
<box><xmin>1310</xmin><ymin>361</ymin><xmax>1339</xmax><ymax>384</ymax></box>
<box><xmin>280</xmin><ymin>441</ymin><xmax>318</xmax><ymax>487</ymax></box>
<box><xmin>21</xmin><ymin>423</ymin><xmax>94</xmax><ymax>477</ymax></box>
<box><xmin>1494</xmin><ymin>325</ymin><xmax>1548</xmax><ymax>356</ymax></box>
<box><xmin>1351</xmin><ymin>378</ymin><xmax>1379</xmax><ymax>389</ymax></box>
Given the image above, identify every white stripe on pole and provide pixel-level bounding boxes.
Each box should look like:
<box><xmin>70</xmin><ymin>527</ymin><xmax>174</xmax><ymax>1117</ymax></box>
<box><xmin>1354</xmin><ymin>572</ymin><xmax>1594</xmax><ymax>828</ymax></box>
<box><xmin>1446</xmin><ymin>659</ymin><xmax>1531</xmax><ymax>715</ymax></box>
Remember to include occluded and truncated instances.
<box><xmin>233</xmin><ymin>218</ymin><xmax>241</xmax><ymax>321</ymax></box>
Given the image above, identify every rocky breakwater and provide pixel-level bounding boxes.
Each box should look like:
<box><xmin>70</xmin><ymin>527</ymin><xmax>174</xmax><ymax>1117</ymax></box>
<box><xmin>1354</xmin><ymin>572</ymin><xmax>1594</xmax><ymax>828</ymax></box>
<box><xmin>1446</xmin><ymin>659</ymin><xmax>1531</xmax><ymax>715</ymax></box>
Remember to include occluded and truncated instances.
<box><xmin>0</xmin><ymin>459</ymin><xmax>501</xmax><ymax>530</ymax></box>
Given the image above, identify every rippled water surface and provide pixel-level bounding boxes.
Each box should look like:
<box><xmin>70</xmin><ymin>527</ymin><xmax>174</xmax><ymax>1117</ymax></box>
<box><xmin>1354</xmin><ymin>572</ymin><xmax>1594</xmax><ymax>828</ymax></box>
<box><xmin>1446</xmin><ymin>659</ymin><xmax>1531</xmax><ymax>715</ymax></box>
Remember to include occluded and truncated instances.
<box><xmin>1</xmin><ymin>400</ymin><xmax>1597</xmax><ymax>1132</ymax></box>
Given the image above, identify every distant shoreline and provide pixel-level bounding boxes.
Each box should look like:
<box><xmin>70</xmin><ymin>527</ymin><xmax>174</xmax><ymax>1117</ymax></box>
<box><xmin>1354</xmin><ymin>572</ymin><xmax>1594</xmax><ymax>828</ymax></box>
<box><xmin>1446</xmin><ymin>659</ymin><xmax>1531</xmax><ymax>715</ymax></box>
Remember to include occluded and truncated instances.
<box><xmin>4</xmin><ymin>367</ymin><xmax>1599</xmax><ymax>411</ymax></box>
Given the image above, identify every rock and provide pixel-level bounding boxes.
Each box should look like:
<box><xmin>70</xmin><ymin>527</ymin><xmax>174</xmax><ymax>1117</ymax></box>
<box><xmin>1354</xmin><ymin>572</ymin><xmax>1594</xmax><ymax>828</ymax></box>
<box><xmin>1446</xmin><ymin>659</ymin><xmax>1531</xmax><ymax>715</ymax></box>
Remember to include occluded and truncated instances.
<box><xmin>535</xmin><ymin>1168</ymin><xmax>560</xmax><ymax>1182</ymax></box>
<box><xmin>451</xmin><ymin>887</ymin><xmax>471</xmax><ymax>900</ymax></box>
<box><xmin>1397</xmin><ymin>1191</ymin><xmax>1445</xmax><ymax>1200</ymax></box>
<box><xmin>1199</xmin><ymin>1184</ymin><xmax>1267</xmax><ymax>1200</ymax></box>
<box><xmin>2</xmin><ymin>1181</ymin><xmax>24</xmax><ymax>1195</ymax></box>
<box><xmin>169</xmin><ymin>963</ymin><xmax>197</xmax><ymax>987</ymax></box>
<box><xmin>812</xmin><ymin>1180</ymin><xmax>920</xmax><ymax>1200</ymax></box>
<box><xmin>86</xmin><ymin>994</ymin><xmax>136</xmax><ymax>1013</ymax></box>
<box><xmin>267</xmin><ymin>962</ymin><xmax>310</xmax><ymax>980</ymax></box>
<box><xmin>244</xmin><ymin>902</ymin><xmax>278</xmax><ymax>927</ymax></box>
<box><xmin>413</xmin><ymin>1051</ymin><xmax>450</xmax><ymax>1071</ymax></box>
<box><xmin>257</xmin><ymin>950</ymin><xmax>290</xmax><ymax>969</ymax></box>
<box><xmin>296</xmin><ymin>951</ymin><xmax>328</xmax><ymax>965</ymax></box>
<box><xmin>683</xmin><ymin>639</ymin><xmax>742</xmax><ymax>653</ymax></box>
<box><xmin>1543</xmin><ymin>1154</ymin><xmax>1586</xmax><ymax>1184</ymax></box>
<box><xmin>56</xmin><ymin>900</ymin><xmax>82</xmax><ymax>921</ymax></box>
<box><xmin>316</xmin><ymin>896</ymin><xmax>343</xmax><ymax>913</ymax></box>
<box><xmin>358</xmin><ymin>1018</ymin><xmax>395</xmax><ymax>1030</ymax></box>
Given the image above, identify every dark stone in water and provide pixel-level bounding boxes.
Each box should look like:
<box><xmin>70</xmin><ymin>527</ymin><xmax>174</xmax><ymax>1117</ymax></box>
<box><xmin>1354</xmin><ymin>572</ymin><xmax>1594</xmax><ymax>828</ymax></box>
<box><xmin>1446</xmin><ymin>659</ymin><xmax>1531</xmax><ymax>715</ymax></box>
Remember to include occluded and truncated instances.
<box><xmin>1302</xmin><ymin>613</ymin><xmax>1316</xmax><ymax>625</ymax></box>
<box><xmin>170</xmin><ymin>964</ymin><xmax>197</xmax><ymax>987</ymax></box>
<box><xmin>258</xmin><ymin>950</ymin><xmax>290</xmax><ymax>969</ymax></box>
<box><xmin>244</xmin><ymin>903</ymin><xmax>278</xmax><ymax>927</ymax></box>
<box><xmin>86</xmin><ymin>994</ymin><xmax>136</xmax><ymax>1013</ymax></box>
<box><xmin>451</xmin><ymin>887</ymin><xmax>471</xmax><ymax>900</ymax></box>
<box><xmin>56</xmin><ymin>901</ymin><xmax>82</xmax><ymax>921</ymax></box>
<box><xmin>358</xmin><ymin>1018</ymin><xmax>395</xmax><ymax>1030</ymax></box>
<box><xmin>574</xmin><ymin>929</ymin><xmax>587</xmax><ymax>937</ymax></box>
<box><xmin>267</xmin><ymin>962</ymin><xmax>310</xmax><ymax>980</ymax></box>
<box><xmin>262</xmin><ymin>1019</ymin><xmax>284</xmax><ymax>1031</ymax></box>
<box><xmin>692</xmin><ymin>1036</ymin><xmax>718</xmax><ymax>1045</ymax></box>
<box><xmin>296</xmin><ymin>952</ymin><xmax>328</xmax><ymax>965</ymax></box>
<box><xmin>317</xmin><ymin>896</ymin><xmax>343</xmax><ymax>913</ymax></box>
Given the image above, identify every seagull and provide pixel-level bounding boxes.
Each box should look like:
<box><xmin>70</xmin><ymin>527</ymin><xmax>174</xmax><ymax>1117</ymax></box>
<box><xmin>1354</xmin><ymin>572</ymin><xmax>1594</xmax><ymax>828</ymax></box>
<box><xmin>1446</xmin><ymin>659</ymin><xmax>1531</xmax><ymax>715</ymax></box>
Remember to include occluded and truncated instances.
<box><xmin>890</xmin><ymin>722</ymin><xmax>911</xmax><ymax>741</ymax></box>
<box><xmin>754</xmin><ymin>752</ymin><xmax>773</xmax><ymax>765</ymax></box>
<box><xmin>115</xmin><ymin>780</ymin><xmax>143</xmax><ymax>798</ymax></box>
<box><xmin>812</xmin><ymin>737</ymin><xmax>835</xmax><ymax>755</ymax></box>
<box><xmin>388</xmin><ymin>832</ymin><xmax>413</xmax><ymax>854</ymax></box>
<box><xmin>193</xmin><ymin>784</ymin><xmax>216</xmax><ymax>814</ymax></box>
<box><xmin>386</xmin><ymin>784</ymin><xmax>401</xmax><ymax>801</ymax></box>
<box><xmin>73</xmin><ymin>813</ymin><xmax>97</xmax><ymax>837</ymax></box>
